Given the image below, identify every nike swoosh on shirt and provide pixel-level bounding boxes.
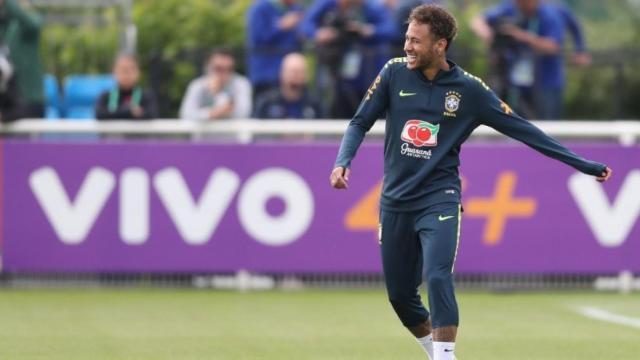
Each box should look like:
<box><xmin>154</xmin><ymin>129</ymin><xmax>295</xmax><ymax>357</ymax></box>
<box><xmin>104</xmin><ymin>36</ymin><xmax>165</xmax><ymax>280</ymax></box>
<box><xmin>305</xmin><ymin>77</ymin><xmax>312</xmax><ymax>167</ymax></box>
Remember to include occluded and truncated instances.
<box><xmin>438</xmin><ymin>215</ymin><xmax>455</xmax><ymax>221</ymax></box>
<box><xmin>399</xmin><ymin>90</ymin><xmax>416</xmax><ymax>97</ymax></box>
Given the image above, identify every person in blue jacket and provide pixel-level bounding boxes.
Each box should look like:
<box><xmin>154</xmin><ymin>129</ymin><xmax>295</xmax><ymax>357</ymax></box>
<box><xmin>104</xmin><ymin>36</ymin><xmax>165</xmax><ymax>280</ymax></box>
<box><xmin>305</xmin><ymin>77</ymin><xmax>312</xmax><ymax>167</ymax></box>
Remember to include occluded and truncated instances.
<box><xmin>471</xmin><ymin>0</ymin><xmax>567</xmax><ymax>120</ymax></box>
<box><xmin>247</xmin><ymin>0</ymin><xmax>304</xmax><ymax>101</ymax></box>
<box><xmin>301</xmin><ymin>0</ymin><xmax>395</xmax><ymax>118</ymax></box>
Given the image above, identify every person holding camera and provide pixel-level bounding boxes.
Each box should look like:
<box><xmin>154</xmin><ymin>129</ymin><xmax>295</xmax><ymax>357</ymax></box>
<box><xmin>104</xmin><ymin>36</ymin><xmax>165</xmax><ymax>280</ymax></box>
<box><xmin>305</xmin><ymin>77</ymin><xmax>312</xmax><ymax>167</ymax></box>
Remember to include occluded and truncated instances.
<box><xmin>302</xmin><ymin>0</ymin><xmax>395</xmax><ymax>119</ymax></box>
<box><xmin>471</xmin><ymin>0</ymin><xmax>565</xmax><ymax>120</ymax></box>
<box><xmin>0</xmin><ymin>0</ymin><xmax>44</xmax><ymax>122</ymax></box>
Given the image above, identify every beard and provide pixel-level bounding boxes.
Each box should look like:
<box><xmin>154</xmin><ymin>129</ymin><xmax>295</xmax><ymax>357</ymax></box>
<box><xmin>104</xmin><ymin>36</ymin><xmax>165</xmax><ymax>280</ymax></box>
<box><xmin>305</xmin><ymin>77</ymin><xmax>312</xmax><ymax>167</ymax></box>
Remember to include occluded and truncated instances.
<box><xmin>406</xmin><ymin>48</ymin><xmax>438</xmax><ymax>71</ymax></box>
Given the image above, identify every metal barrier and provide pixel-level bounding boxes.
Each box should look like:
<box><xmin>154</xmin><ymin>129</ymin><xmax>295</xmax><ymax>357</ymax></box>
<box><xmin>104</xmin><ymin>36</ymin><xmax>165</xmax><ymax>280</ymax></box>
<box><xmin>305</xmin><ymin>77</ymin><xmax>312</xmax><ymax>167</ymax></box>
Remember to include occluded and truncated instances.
<box><xmin>2</xmin><ymin>119</ymin><xmax>640</xmax><ymax>145</ymax></box>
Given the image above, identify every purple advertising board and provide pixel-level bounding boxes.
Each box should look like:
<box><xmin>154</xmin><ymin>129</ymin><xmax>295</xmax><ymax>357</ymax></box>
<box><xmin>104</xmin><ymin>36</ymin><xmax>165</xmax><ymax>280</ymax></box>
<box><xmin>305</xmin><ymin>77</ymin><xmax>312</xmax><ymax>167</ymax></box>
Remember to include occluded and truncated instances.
<box><xmin>1</xmin><ymin>139</ymin><xmax>639</xmax><ymax>273</ymax></box>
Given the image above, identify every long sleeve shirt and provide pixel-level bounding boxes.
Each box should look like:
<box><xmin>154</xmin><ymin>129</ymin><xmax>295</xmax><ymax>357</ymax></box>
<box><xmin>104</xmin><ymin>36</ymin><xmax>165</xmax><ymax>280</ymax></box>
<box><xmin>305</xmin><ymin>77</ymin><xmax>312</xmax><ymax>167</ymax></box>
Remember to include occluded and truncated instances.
<box><xmin>335</xmin><ymin>58</ymin><xmax>606</xmax><ymax>212</ymax></box>
<box><xmin>179</xmin><ymin>75</ymin><xmax>252</xmax><ymax>121</ymax></box>
<box><xmin>246</xmin><ymin>0</ymin><xmax>303</xmax><ymax>86</ymax></box>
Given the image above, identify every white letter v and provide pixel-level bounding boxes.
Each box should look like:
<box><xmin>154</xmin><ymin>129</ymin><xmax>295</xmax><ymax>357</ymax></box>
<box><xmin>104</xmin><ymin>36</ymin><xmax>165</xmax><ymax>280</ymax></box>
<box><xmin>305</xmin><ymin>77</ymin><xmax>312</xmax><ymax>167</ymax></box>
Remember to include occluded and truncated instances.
<box><xmin>29</xmin><ymin>167</ymin><xmax>116</xmax><ymax>245</ymax></box>
<box><xmin>568</xmin><ymin>170</ymin><xmax>640</xmax><ymax>247</ymax></box>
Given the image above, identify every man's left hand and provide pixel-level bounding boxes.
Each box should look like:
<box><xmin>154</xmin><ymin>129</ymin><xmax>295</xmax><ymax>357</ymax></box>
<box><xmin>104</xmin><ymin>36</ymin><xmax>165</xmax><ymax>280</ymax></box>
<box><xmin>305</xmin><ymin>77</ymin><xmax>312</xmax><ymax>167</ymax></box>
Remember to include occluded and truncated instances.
<box><xmin>597</xmin><ymin>167</ymin><xmax>613</xmax><ymax>183</ymax></box>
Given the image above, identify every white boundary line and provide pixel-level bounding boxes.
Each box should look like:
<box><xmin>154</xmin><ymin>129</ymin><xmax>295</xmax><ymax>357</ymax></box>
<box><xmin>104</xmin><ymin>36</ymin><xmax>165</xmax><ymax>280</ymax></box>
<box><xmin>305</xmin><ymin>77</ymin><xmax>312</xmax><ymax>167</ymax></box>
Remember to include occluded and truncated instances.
<box><xmin>575</xmin><ymin>306</ymin><xmax>640</xmax><ymax>329</ymax></box>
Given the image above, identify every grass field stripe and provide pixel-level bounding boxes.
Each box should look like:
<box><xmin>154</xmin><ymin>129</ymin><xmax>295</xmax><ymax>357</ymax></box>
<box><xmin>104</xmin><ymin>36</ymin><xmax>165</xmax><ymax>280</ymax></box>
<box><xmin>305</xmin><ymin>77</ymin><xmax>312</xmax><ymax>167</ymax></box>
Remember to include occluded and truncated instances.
<box><xmin>451</xmin><ymin>204</ymin><xmax>462</xmax><ymax>273</ymax></box>
<box><xmin>576</xmin><ymin>306</ymin><xmax>640</xmax><ymax>329</ymax></box>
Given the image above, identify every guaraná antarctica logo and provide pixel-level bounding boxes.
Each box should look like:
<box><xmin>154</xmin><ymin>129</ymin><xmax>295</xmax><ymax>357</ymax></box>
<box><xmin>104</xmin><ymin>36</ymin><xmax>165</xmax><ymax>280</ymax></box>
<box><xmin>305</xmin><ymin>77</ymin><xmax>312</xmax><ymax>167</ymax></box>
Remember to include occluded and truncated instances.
<box><xmin>401</xmin><ymin>119</ymin><xmax>440</xmax><ymax>147</ymax></box>
<box><xmin>400</xmin><ymin>120</ymin><xmax>439</xmax><ymax>159</ymax></box>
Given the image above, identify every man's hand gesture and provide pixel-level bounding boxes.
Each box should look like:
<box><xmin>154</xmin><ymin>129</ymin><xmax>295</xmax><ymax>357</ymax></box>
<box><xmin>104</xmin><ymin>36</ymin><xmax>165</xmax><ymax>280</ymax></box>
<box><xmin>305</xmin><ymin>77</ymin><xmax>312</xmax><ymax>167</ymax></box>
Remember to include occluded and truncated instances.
<box><xmin>597</xmin><ymin>167</ymin><xmax>613</xmax><ymax>183</ymax></box>
<box><xmin>330</xmin><ymin>167</ymin><xmax>350</xmax><ymax>189</ymax></box>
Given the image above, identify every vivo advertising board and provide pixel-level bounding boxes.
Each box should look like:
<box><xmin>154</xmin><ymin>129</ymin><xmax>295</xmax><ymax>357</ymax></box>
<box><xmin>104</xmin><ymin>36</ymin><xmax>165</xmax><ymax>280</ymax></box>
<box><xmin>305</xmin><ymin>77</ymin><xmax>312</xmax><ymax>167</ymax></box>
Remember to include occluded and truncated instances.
<box><xmin>1</xmin><ymin>140</ymin><xmax>639</xmax><ymax>273</ymax></box>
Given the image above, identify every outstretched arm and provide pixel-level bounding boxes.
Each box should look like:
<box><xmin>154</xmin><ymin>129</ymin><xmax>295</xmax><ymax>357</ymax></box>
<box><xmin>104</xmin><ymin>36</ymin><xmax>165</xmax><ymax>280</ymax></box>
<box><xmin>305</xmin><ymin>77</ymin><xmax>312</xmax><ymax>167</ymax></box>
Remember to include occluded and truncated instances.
<box><xmin>476</xmin><ymin>85</ymin><xmax>612</xmax><ymax>181</ymax></box>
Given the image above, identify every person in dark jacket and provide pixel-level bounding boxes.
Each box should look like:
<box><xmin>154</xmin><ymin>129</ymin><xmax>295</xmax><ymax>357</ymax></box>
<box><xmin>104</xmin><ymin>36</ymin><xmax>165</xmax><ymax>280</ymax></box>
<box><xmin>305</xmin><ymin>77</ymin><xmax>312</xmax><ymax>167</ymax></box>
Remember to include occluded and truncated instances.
<box><xmin>96</xmin><ymin>54</ymin><xmax>158</xmax><ymax>120</ymax></box>
<box><xmin>254</xmin><ymin>52</ymin><xmax>322</xmax><ymax>119</ymax></box>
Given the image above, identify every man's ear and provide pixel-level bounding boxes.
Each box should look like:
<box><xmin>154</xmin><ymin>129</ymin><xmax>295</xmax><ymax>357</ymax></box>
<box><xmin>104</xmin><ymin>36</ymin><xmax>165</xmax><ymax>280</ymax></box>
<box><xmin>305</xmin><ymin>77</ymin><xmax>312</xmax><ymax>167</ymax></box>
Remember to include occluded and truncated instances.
<box><xmin>437</xmin><ymin>38</ymin><xmax>448</xmax><ymax>54</ymax></box>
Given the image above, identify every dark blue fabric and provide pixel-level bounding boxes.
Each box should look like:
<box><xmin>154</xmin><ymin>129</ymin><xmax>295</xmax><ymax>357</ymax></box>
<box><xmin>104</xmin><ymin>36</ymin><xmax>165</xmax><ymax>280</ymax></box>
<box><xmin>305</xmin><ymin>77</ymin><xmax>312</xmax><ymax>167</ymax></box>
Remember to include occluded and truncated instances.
<box><xmin>301</xmin><ymin>0</ymin><xmax>396</xmax><ymax>42</ymax></box>
<box><xmin>246</xmin><ymin>0</ymin><xmax>303</xmax><ymax>86</ymax></box>
<box><xmin>254</xmin><ymin>89</ymin><xmax>322</xmax><ymax>119</ymax></box>
<box><xmin>381</xmin><ymin>203</ymin><xmax>461</xmax><ymax>328</ymax></box>
<box><xmin>484</xmin><ymin>1</ymin><xmax>565</xmax><ymax>89</ymax></box>
<box><xmin>554</xmin><ymin>3</ymin><xmax>587</xmax><ymax>52</ymax></box>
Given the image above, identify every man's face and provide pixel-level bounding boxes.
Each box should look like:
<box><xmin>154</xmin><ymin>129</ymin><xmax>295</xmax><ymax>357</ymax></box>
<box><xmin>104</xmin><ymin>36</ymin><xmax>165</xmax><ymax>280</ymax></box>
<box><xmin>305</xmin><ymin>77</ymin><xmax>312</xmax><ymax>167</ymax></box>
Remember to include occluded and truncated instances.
<box><xmin>113</xmin><ymin>57</ymin><xmax>140</xmax><ymax>90</ymax></box>
<box><xmin>404</xmin><ymin>21</ymin><xmax>441</xmax><ymax>71</ymax></box>
<box><xmin>515</xmin><ymin>0</ymin><xmax>540</xmax><ymax>16</ymax></box>
<box><xmin>207</xmin><ymin>55</ymin><xmax>235</xmax><ymax>83</ymax></box>
<box><xmin>281</xmin><ymin>56</ymin><xmax>307</xmax><ymax>91</ymax></box>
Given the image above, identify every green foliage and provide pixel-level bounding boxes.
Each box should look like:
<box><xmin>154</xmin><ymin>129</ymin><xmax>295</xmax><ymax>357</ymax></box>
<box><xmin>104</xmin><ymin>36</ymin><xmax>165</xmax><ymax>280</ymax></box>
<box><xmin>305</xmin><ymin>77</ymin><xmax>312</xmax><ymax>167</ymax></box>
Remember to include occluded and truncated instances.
<box><xmin>41</xmin><ymin>13</ymin><xmax>120</xmax><ymax>79</ymax></box>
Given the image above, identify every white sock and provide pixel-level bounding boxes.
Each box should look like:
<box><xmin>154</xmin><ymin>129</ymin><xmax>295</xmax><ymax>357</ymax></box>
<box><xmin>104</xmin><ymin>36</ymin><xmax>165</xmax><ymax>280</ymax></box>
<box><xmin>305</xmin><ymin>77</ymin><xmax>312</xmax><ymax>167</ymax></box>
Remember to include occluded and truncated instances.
<box><xmin>416</xmin><ymin>334</ymin><xmax>434</xmax><ymax>359</ymax></box>
<box><xmin>433</xmin><ymin>341</ymin><xmax>456</xmax><ymax>360</ymax></box>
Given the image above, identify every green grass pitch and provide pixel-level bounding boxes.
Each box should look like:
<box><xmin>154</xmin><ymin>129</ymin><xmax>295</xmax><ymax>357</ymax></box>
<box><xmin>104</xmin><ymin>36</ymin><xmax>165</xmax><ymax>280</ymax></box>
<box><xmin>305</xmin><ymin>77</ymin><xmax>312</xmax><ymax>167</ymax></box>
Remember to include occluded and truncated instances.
<box><xmin>0</xmin><ymin>289</ymin><xmax>638</xmax><ymax>359</ymax></box>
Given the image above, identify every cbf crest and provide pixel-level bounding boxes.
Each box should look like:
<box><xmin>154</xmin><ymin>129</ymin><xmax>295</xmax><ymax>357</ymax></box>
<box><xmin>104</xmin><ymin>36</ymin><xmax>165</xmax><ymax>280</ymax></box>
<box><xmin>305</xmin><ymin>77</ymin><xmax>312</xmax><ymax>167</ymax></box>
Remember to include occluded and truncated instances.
<box><xmin>444</xmin><ymin>91</ymin><xmax>461</xmax><ymax>117</ymax></box>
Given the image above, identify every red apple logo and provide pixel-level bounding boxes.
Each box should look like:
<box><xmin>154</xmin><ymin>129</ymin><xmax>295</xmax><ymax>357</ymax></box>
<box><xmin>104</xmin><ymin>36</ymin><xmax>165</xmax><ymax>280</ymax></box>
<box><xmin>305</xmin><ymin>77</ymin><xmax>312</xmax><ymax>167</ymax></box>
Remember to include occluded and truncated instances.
<box><xmin>407</xmin><ymin>124</ymin><xmax>418</xmax><ymax>139</ymax></box>
<box><xmin>401</xmin><ymin>120</ymin><xmax>439</xmax><ymax>147</ymax></box>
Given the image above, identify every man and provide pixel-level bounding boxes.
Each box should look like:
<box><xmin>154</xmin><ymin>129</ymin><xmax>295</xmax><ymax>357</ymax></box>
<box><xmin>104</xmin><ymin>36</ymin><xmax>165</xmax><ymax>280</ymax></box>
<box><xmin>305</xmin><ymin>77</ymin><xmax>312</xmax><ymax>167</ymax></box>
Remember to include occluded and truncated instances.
<box><xmin>301</xmin><ymin>0</ymin><xmax>395</xmax><ymax>118</ymax></box>
<box><xmin>330</xmin><ymin>5</ymin><xmax>611</xmax><ymax>360</ymax></box>
<box><xmin>254</xmin><ymin>53</ymin><xmax>322</xmax><ymax>119</ymax></box>
<box><xmin>470</xmin><ymin>0</ymin><xmax>566</xmax><ymax>120</ymax></box>
<box><xmin>0</xmin><ymin>0</ymin><xmax>44</xmax><ymax>121</ymax></box>
<box><xmin>179</xmin><ymin>49</ymin><xmax>252</xmax><ymax>121</ymax></box>
<box><xmin>246</xmin><ymin>0</ymin><xmax>303</xmax><ymax>101</ymax></box>
<box><xmin>95</xmin><ymin>54</ymin><xmax>158</xmax><ymax>120</ymax></box>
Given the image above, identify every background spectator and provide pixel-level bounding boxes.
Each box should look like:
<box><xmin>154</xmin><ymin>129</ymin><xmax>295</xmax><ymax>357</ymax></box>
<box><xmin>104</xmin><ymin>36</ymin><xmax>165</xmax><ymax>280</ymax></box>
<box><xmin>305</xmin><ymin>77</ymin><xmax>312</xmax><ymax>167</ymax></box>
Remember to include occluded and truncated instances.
<box><xmin>0</xmin><ymin>0</ymin><xmax>44</xmax><ymax>122</ymax></box>
<box><xmin>179</xmin><ymin>49</ymin><xmax>252</xmax><ymax>121</ymax></box>
<box><xmin>381</xmin><ymin>0</ymin><xmax>441</xmax><ymax>56</ymax></box>
<box><xmin>95</xmin><ymin>54</ymin><xmax>158</xmax><ymax>121</ymax></box>
<box><xmin>246</xmin><ymin>0</ymin><xmax>304</xmax><ymax>101</ymax></box>
<box><xmin>551</xmin><ymin>1</ymin><xmax>591</xmax><ymax>67</ymax></box>
<box><xmin>254</xmin><ymin>52</ymin><xmax>322</xmax><ymax>119</ymax></box>
<box><xmin>471</xmin><ymin>0</ymin><xmax>566</xmax><ymax>120</ymax></box>
<box><xmin>302</xmin><ymin>0</ymin><xmax>395</xmax><ymax>119</ymax></box>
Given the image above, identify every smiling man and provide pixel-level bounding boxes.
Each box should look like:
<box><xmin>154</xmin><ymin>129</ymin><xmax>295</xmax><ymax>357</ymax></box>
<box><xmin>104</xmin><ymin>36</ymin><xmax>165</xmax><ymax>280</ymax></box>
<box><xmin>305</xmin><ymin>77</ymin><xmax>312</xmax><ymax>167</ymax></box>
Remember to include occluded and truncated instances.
<box><xmin>329</xmin><ymin>4</ymin><xmax>611</xmax><ymax>360</ymax></box>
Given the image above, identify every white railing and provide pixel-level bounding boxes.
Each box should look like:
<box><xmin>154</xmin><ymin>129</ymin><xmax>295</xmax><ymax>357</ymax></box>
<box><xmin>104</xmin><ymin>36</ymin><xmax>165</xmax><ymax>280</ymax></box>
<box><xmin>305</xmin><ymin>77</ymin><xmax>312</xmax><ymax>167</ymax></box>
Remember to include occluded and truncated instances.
<box><xmin>2</xmin><ymin>119</ymin><xmax>640</xmax><ymax>145</ymax></box>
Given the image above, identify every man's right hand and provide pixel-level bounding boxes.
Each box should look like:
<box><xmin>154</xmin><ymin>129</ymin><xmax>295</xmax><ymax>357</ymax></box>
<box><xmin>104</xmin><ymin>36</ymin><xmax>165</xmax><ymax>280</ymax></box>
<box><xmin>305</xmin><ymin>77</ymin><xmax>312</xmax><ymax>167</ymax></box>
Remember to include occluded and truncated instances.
<box><xmin>316</xmin><ymin>27</ymin><xmax>338</xmax><ymax>44</ymax></box>
<box><xmin>330</xmin><ymin>167</ymin><xmax>350</xmax><ymax>189</ymax></box>
<box><xmin>278</xmin><ymin>11</ymin><xmax>302</xmax><ymax>31</ymax></box>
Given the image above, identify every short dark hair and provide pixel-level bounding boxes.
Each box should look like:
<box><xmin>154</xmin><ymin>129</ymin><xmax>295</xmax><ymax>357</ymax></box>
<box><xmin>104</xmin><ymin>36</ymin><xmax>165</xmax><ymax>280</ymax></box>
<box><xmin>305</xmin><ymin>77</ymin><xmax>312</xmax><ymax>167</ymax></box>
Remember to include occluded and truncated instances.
<box><xmin>208</xmin><ymin>47</ymin><xmax>235</xmax><ymax>63</ymax></box>
<box><xmin>408</xmin><ymin>4</ymin><xmax>458</xmax><ymax>51</ymax></box>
